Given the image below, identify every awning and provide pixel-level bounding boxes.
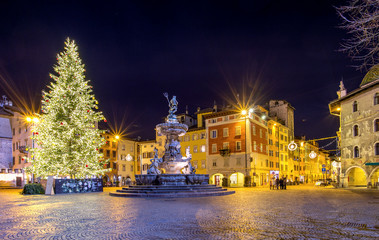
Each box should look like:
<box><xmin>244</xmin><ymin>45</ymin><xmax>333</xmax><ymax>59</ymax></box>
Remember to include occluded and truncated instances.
<box><xmin>365</xmin><ymin>162</ymin><xmax>379</xmax><ymax>166</ymax></box>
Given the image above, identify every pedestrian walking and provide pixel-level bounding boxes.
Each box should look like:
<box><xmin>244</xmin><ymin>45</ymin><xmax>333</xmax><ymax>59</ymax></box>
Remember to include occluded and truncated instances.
<box><xmin>279</xmin><ymin>178</ymin><xmax>284</xmax><ymax>190</ymax></box>
<box><xmin>276</xmin><ymin>178</ymin><xmax>279</xmax><ymax>190</ymax></box>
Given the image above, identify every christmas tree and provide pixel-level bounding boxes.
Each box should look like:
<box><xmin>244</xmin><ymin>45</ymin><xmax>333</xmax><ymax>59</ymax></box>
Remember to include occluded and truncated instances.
<box><xmin>28</xmin><ymin>38</ymin><xmax>109</xmax><ymax>178</ymax></box>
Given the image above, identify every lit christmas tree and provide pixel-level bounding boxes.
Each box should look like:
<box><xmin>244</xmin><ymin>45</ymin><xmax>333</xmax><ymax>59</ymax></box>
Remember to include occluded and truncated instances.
<box><xmin>28</xmin><ymin>38</ymin><xmax>109</xmax><ymax>178</ymax></box>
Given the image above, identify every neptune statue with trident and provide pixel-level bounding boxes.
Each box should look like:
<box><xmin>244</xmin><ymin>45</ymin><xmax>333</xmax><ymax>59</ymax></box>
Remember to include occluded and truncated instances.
<box><xmin>163</xmin><ymin>92</ymin><xmax>178</xmax><ymax>121</ymax></box>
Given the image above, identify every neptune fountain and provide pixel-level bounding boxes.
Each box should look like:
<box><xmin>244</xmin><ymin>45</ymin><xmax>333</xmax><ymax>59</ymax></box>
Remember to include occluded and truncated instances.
<box><xmin>135</xmin><ymin>93</ymin><xmax>207</xmax><ymax>185</ymax></box>
<box><xmin>110</xmin><ymin>94</ymin><xmax>234</xmax><ymax>197</ymax></box>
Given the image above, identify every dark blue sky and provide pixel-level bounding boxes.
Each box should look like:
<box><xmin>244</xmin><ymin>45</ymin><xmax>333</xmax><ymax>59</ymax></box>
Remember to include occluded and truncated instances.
<box><xmin>0</xmin><ymin>0</ymin><xmax>365</xmax><ymax>140</ymax></box>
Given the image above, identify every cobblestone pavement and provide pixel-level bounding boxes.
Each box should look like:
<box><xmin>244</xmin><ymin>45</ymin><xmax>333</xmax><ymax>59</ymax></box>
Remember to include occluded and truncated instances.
<box><xmin>0</xmin><ymin>185</ymin><xmax>378</xmax><ymax>240</ymax></box>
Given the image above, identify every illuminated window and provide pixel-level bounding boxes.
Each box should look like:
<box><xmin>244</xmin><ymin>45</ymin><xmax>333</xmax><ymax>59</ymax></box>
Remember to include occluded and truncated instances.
<box><xmin>200</xmin><ymin>145</ymin><xmax>206</xmax><ymax>152</ymax></box>
<box><xmin>223</xmin><ymin>142</ymin><xmax>229</xmax><ymax>149</ymax></box>
<box><xmin>235</xmin><ymin>126</ymin><xmax>241</xmax><ymax>136</ymax></box>
<box><xmin>193</xmin><ymin>145</ymin><xmax>198</xmax><ymax>153</ymax></box>
<box><xmin>223</xmin><ymin>128</ymin><xmax>229</xmax><ymax>137</ymax></box>
<box><xmin>253</xmin><ymin>125</ymin><xmax>256</xmax><ymax>135</ymax></box>
<box><xmin>212</xmin><ymin>144</ymin><xmax>217</xmax><ymax>153</ymax></box>
<box><xmin>253</xmin><ymin>141</ymin><xmax>257</xmax><ymax>151</ymax></box>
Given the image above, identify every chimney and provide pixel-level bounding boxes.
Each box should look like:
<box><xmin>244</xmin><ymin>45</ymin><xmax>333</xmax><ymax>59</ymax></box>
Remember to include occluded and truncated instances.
<box><xmin>213</xmin><ymin>100</ymin><xmax>217</xmax><ymax>112</ymax></box>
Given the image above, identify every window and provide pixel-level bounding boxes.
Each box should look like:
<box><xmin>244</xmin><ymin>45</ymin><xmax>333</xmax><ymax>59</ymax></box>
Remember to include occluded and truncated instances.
<box><xmin>200</xmin><ymin>145</ymin><xmax>206</xmax><ymax>152</ymax></box>
<box><xmin>18</xmin><ymin>156</ymin><xmax>21</xmax><ymax>164</ymax></box>
<box><xmin>12</xmin><ymin>143</ymin><xmax>15</xmax><ymax>152</ymax></box>
<box><xmin>268</xmin><ymin>129</ymin><xmax>272</xmax><ymax>135</ymax></box>
<box><xmin>223</xmin><ymin>128</ymin><xmax>229</xmax><ymax>137</ymax></box>
<box><xmin>193</xmin><ymin>161</ymin><xmax>198</xmax><ymax>169</ymax></box>
<box><xmin>130</xmin><ymin>165</ymin><xmax>134</xmax><ymax>172</ymax></box>
<box><xmin>260</xmin><ymin>143</ymin><xmax>263</xmax><ymax>152</ymax></box>
<box><xmin>375</xmin><ymin>119</ymin><xmax>379</xmax><ymax>132</ymax></box>
<box><xmin>200</xmin><ymin>133</ymin><xmax>206</xmax><ymax>139</ymax></box>
<box><xmin>122</xmin><ymin>144</ymin><xmax>125</xmax><ymax>151</ymax></box>
<box><xmin>18</xmin><ymin>128</ymin><xmax>21</xmax><ymax>134</ymax></box>
<box><xmin>106</xmin><ymin>150</ymin><xmax>110</xmax><ymax>157</ymax></box>
<box><xmin>223</xmin><ymin>142</ymin><xmax>229</xmax><ymax>149</ymax></box>
<box><xmin>259</xmin><ymin>129</ymin><xmax>262</xmax><ymax>138</ymax></box>
<box><xmin>184</xmin><ymin>135</ymin><xmax>190</xmax><ymax>141</ymax></box>
<box><xmin>280</xmin><ymin>134</ymin><xmax>283</xmax><ymax>141</ymax></box>
<box><xmin>375</xmin><ymin>143</ymin><xmax>379</xmax><ymax>156</ymax></box>
<box><xmin>353</xmin><ymin>101</ymin><xmax>358</xmax><ymax>112</ymax></box>
<box><xmin>266</xmin><ymin>159</ymin><xmax>268</xmax><ymax>167</ymax></box>
<box><xmin>12</xmin><ymin>157</ymin><xmax>15</xmax><ymax>166</ymax></box>
<box><xmin>193</xmin><ymin>145</ymin><xmax>198</xmax><ymax>153</ymax></box>
<box><xmin>374</xmin><ymin>93</ymin><xmax>379</xmax><ymax>105</ymax></box>
<box><xmin>122</xmin><ymin>165</ymin><xmax>126</xmax><ymax>171</ymax></box>
<box><xmin>212</xmin><ymin>161</ymin><xmax>217</xmax><ymax>167</ymax></box>
<box><xmin>253</xmin><ymin>141</ymin><xmax>257</xmax><ymax>151</ymax></box>
<box><xmin>253</xmin><ymin>125</ymin><xmax>256</xmax><ymax>135</ymax></box>
<box><xmin>354</xmin><ymin>146</ymin><xmax>359</xmax><ymax>158</ymax></box>
<box><xmin>193</xmin><ymin>134</ymin><xmax>198</xmax><ymax>141</ymax></box>
<box><xmin>236</xmin><ymin>141</ymin><xmax>242</xmax><ymax>151</ymax></box>
<box><xmin>353</xmin><ymin>125</ymin><xmax>359</xmax><ymax>136</ymax></box>
<box><xmin>112</xmin><ymin>151</ymin><xmax>116</xmax><ymax>158</ymax></box>
<box><xmin>235</xmin><ymin>126</ymin><xmax>241</xmax><ymax>136</ymax></box>
<box><xmin>130</xmin><ymin>146</ymin><xmax>134</xmax><ymax>152</ymax></box>
<box><xmin>12</xmin><ymin>128</ymin><xmax>15</xmax><ymax>136</ymax></box>
<box><xmin>201</xmin><ymin>160</ymin><xmax>206</xmax><ymax>168</ymax></box>
<box><xmin>212</xmin><ymin>144</ymin><xmax>217</xmax><ymax>153</ymax></box>
<box><xmin>211</xmin><ymin>130</ymin><xmax>217</xmax><ymax>139</ymax></box>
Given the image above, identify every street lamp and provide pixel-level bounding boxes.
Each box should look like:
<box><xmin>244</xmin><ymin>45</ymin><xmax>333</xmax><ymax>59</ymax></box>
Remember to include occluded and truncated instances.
<box><xmin>25</xmin><ymin>116</ymin><xmax>39</xmax><ymax>183</ymax></box>
<box><xmin>242</xmin><ymin>108</ymin><xmax>254</xmax><ymax>187</ymax></box>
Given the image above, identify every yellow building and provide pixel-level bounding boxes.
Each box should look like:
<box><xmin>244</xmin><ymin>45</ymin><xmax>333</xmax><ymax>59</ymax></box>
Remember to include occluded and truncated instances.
<box><xmin>116</xmin><ymin>138</ymin><xmax>137</xmax><ymax>184</ymax></box>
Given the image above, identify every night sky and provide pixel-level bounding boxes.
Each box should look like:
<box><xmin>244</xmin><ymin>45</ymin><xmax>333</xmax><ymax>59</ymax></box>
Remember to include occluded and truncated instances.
<box><xmin>0</xmin><ymin>0</ymin><xmax>366</xmax><ymax>141</ymax></box>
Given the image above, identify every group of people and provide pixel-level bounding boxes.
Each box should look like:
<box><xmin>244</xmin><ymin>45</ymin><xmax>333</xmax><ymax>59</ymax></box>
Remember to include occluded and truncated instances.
<box><xmin>270</xmin><ymin>177</ymin><xmax>287</xmax><ymax>190</ymax></box>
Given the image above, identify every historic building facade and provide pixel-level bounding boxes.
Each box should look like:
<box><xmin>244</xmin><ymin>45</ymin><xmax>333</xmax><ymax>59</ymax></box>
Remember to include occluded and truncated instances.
<box><xmin>205</xmin><ymin>108</ymin><xmax>269</xmax><ymax>187</ymax></box>
<box><xmin>329</xmin><ymin>65</ymin><xmax>379</xmax><ymax>187</ymax></box>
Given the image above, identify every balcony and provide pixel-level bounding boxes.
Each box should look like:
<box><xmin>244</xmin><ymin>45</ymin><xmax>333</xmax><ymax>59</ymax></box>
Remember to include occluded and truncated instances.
<box><xmin>18</xmin><ymin>146</ymin><xmax>28</xmax><ymax>154</ymax></box>
<box><xmin>219</xmin><ymin>148</ymin><xmax>231</xmax><ymax>157</ymax></box>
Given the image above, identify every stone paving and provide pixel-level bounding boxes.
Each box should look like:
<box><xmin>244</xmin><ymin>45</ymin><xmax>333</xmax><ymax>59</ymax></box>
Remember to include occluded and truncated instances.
<box><xmin>0</xmin><ymin>184</ymin><xmax>378</xmax><ymax>239</ymax></box>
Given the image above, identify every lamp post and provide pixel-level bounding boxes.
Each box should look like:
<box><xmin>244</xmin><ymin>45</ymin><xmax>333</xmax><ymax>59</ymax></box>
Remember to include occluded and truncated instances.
<box><xmin>26</xmin><ymin>116</ymin><xmax>39</xmax><ymax>183</ymax></box>
<box><xmin>242</xmin><ymin>108</ymin><xmax>254</xmax><ymax>187</ymax></box>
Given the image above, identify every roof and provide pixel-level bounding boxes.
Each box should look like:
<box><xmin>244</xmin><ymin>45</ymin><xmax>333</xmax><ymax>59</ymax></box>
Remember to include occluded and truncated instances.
<box><xmin>0</xmin><ymin>107</ymin><xmax>14</xmax><ymax>117</ymax></box>
<box><xmin>361</xmin><ymin>64</ymin><xmax>379</xmax><ymax>87</ymax></box>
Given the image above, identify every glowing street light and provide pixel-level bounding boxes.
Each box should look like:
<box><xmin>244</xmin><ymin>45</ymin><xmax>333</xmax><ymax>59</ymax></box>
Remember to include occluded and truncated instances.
<box><xmin>115</xmin><ymin>135</ymin><xmax>120</xmax><ymax>140</ymax></box>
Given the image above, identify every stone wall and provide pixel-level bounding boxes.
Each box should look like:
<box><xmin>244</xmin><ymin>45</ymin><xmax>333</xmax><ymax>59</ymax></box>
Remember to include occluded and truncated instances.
<box><xmin>0</xmin><ymin>138</ymin><xmax>12</xmax><ymax>169</ymax></box>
